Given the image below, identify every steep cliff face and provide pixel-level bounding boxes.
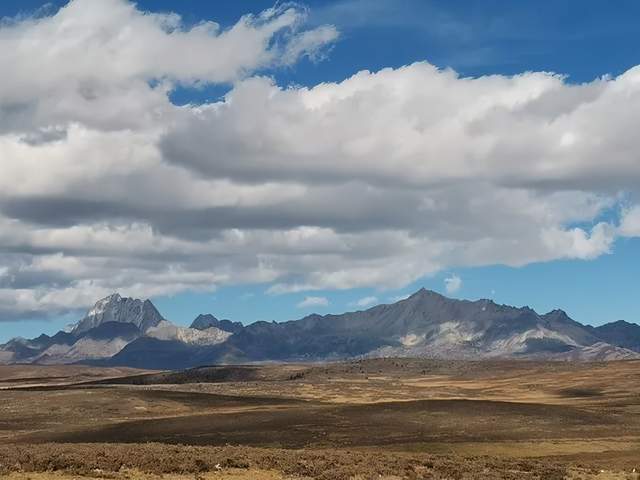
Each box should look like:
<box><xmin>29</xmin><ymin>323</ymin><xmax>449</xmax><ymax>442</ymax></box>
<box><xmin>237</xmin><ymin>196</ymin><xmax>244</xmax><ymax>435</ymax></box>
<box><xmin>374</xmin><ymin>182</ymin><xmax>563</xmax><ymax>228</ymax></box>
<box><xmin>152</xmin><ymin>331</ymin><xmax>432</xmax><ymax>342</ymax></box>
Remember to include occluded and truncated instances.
<box><xmin>71</xmin><ymin>293</ymin><xmax>165</xmax><ymax>335</ymax></box>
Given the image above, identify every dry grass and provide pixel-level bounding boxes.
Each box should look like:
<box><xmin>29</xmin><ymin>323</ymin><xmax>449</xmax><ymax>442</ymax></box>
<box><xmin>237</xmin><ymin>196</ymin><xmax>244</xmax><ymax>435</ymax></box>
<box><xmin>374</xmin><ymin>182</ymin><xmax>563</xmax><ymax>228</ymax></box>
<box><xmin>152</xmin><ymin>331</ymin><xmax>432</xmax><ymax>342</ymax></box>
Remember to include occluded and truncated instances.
<box><xmin>0</xmin><ymin>443</ymin><xmax>571</xmax><ymax>479</ymax></box>
<box><xmin>2</xmin><ymin>470</ymin><xmax>294</xmax><ymax>480</ymax></box>
<box><xmin>2</xmin><ymin>359</ymin><xmax>640</xmax><ymax>479</ymax></box>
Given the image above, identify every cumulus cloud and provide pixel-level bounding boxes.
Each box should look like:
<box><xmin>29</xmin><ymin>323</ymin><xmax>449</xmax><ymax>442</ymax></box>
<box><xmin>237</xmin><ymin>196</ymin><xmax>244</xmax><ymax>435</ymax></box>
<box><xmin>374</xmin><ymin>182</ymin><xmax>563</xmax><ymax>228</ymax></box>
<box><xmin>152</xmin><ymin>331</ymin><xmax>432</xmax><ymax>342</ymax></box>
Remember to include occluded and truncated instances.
<box><xmin>444</xmin><ymin>275</ymin><xmax>462</xmax><ymax>295</ymax></box>
<box><xmin>1</xmin><ymin>0</ymin><xmax>640</xmax><ymax>321</ymax></box>
<box><xmin>0</xmin><ymin>0</ymin><xmax>336</xmax><ymax>135</ymax></box>
<box><xmin>352</xmin><ymin>296</ymin><xmax>379</xmax><ymax>308</ymax></box>
<box><xmin>297</xmin><ymin>296</ymin><xmax>329</xmax><ymax>308</ymax></box>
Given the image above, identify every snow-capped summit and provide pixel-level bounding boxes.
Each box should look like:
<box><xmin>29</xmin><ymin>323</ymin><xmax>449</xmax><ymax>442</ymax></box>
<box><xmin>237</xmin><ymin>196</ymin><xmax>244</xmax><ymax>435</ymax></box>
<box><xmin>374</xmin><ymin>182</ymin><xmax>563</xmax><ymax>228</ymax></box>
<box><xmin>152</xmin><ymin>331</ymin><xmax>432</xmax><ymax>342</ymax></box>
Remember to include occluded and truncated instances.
<box><xmin>71</xmin><ymin>293</ymin><xmax>165</xmax><ymax>335</ymax></box>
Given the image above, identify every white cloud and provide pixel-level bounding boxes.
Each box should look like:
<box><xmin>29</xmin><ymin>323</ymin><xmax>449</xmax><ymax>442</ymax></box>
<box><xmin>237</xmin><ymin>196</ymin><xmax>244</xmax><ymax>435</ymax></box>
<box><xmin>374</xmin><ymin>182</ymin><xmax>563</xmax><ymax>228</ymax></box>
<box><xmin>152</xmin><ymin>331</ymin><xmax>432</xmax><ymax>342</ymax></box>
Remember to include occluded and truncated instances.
<box><xmin>297</xmin><ymin>296</ymin><xmax>329</xmax><ymax>308</ymax></box>
<box><xmin>351</xmin><ymin>296</ymin><xmax>379</xmax><ymax>308</ymax></box>
<box><xmin>620</xmin><ymin>206</ymin><xmax>640</xmax><ymax>237</ymax></box>
<box><xmin>444</xmin><ymin>274</ymin><xmax>462</xmax><ymax>295</ymax></box>
<box><xmin>1</xmin><ymin>0</ymin><xmax>640</xmax><ymax>321</ymax></box>
<box><xmin>0</xmin><ymin>0</ymin><xmax>337</xmax><ymax>134</ymax></box>
<box><xmin>541</xmin><ymin>223</ymin><xmax>615</xmax><ymax>260</ymax></box>
<box><xmin>281</xmin><ymin>25</ymin><xmax>340</xmax><ymax>64</ymax></box>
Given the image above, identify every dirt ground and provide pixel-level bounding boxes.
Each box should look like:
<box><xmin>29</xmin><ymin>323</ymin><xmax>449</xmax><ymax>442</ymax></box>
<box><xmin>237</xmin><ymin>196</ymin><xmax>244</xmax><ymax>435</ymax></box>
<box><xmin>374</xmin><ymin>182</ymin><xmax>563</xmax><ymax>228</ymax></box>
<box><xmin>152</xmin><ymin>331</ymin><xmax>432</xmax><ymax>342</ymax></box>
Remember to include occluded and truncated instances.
<box><xmin>1</xmin><ymin>359</ymin><xmax>640</xmax><ymax>479</ymax></box>
<box><xmin>0</xmin><ymin>365</ymin><xmax>153</xmax><ymax>389</ymax></box>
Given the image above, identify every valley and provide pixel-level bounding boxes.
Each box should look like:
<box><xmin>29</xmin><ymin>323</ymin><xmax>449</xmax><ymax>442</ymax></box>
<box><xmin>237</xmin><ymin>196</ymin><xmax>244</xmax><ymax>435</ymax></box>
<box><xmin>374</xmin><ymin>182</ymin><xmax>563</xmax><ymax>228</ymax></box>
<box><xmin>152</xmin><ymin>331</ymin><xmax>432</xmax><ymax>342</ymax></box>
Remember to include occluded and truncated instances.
<box><xmin>1</xmin><ymin>359</ymin><xmax>640</xmax><ymax>479</ymax></box>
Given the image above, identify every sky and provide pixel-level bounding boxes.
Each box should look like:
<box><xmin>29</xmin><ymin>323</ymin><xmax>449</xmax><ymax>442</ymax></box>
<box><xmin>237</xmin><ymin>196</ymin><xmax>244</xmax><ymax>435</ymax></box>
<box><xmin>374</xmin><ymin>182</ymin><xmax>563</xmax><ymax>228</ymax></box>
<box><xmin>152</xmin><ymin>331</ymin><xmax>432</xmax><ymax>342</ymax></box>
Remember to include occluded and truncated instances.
<box><xmin>1</xmin><ymin>0</ymin><xmax>640</xmax><ymax>342</ymax></box>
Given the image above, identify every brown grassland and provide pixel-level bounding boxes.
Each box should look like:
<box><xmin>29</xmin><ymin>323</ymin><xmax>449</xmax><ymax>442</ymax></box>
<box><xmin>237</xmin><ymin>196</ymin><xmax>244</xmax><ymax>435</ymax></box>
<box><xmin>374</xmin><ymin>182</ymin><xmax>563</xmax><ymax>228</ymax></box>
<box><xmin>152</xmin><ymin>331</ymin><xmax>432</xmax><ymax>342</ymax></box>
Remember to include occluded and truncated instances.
<box><xmin>1</xmin><ymin>359</ymin><xmax>640</xmax><ymax>479</ymax></box>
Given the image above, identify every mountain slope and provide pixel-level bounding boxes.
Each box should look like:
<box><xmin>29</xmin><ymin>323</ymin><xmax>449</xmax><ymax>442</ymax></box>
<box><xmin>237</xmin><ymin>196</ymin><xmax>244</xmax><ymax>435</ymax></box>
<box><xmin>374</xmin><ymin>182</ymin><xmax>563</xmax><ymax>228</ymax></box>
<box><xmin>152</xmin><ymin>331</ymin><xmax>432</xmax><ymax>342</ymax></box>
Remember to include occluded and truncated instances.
<box><xmin>146</xmin><ymin>320</ymin><xmax>232</xmax><ymax>346</ymax></box>
<box><xmin>0</xmin><ymin>331</ymin><xmax>76</xmax><ymax>364</ymax></box>
<box><xmin>3</xmin><ymin>289</ymin><xmax>640</xmax><ymax>368</ymax></box>
<box><xmin>35</xmin><ymin>322</ymin><xmax>142</xmax><ymax>365</ymax></box>
<box><xmin>218</xmin><ymin>289</ymin><xmax>604</xmax><ymax>361</ymax></box>
<box><xmin>0</xmin><ymin>294</ymin><xmax>231</xmax><ymax>365</ymax></box>
<box><xmin>589</xmin><ymin>320</ymin><xmax>640</xmax><ymax>352</ymax></box>
<box><xmin>544</xmin><ymin>342</ymin><xmax>640</xmax><ymax>361</ymax></box>
<box><xmin>104</xmin><ymin>289</ymin><xmax>639</xmax><ymax>368</ymax></box>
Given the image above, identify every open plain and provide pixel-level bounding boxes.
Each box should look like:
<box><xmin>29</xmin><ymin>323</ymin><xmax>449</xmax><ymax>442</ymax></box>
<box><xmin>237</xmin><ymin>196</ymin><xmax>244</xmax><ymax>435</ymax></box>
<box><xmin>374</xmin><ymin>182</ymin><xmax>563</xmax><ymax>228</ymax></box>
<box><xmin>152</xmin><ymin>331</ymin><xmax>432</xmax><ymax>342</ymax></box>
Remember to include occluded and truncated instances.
<box><xmin>1</xmin><ymin>359</ymin><xmax>640</xmax><ymax>479</ymax></box>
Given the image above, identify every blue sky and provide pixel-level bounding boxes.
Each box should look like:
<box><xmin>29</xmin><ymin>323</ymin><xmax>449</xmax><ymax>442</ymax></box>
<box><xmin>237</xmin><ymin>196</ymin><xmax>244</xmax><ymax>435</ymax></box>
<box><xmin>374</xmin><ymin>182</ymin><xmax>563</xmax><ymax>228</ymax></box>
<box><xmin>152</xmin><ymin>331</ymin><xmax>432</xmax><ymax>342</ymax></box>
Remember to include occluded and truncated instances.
<box><xmin>6</xmin><ymin>0</ymin><xmax>640</xmax><ymax>84</ymax></box>
<box><xmin>1</xmin><ymin>0</ymin><xmax>640</xmax><ymax>342</ymax></box>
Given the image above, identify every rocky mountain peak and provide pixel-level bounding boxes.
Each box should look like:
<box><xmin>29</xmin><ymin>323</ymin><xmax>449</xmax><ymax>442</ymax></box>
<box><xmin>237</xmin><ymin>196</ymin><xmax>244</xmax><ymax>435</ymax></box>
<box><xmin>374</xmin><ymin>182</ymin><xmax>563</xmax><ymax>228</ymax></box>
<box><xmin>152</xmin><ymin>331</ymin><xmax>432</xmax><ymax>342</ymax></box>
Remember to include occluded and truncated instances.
<box><xmin>71</xmin><ymin>293</ymin><xmax>165</xmax><ymax>335</ymax></box>
<box><xmin>400</xmin><ymin>288</ymin><xmax>448</xmax><ymax>309</ymax></box>
<box><xmin>190</xmin><ymin>314</ymin><xmax>220</xmax><ymax>330</ymax></box>
<box><xmin>605</xmin><ymin>319</ymin><xmax>634</xmax><ymax>327</ymax></box>
<box><xmin>408</xmin><ymin>288</ymin><xmax>443</xmax><ymax>300</ymax></box>
<box><xmin>190</xmin><ymin>314</ymin><xmax>245</xmax><ymax>334</ymax></box>
<box><xmin>545</xmin><ymin>309</ymin><xmax>570</xmax><ymax>318</ymax></box>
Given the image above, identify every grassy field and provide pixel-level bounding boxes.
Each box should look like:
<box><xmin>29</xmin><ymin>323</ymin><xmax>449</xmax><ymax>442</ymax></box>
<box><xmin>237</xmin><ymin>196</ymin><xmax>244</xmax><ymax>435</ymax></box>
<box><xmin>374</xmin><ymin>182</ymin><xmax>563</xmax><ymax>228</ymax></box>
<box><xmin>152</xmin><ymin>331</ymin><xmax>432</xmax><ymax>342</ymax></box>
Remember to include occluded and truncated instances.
<box><xmin>1</xmin><ymin>359</ymin><xmax>640</xmax><ymax>479</ymax></box>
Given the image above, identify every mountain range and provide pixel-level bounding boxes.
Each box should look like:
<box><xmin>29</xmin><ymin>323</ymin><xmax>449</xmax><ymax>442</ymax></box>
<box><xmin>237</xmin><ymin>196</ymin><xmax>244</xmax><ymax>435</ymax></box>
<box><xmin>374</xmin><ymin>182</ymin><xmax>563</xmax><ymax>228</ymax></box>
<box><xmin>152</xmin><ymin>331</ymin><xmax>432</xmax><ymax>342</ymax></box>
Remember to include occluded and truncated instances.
<box><xmin>1</xmin><ymin>289</ymin><xmax>639</xmax><ymax>369</ymax></box>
